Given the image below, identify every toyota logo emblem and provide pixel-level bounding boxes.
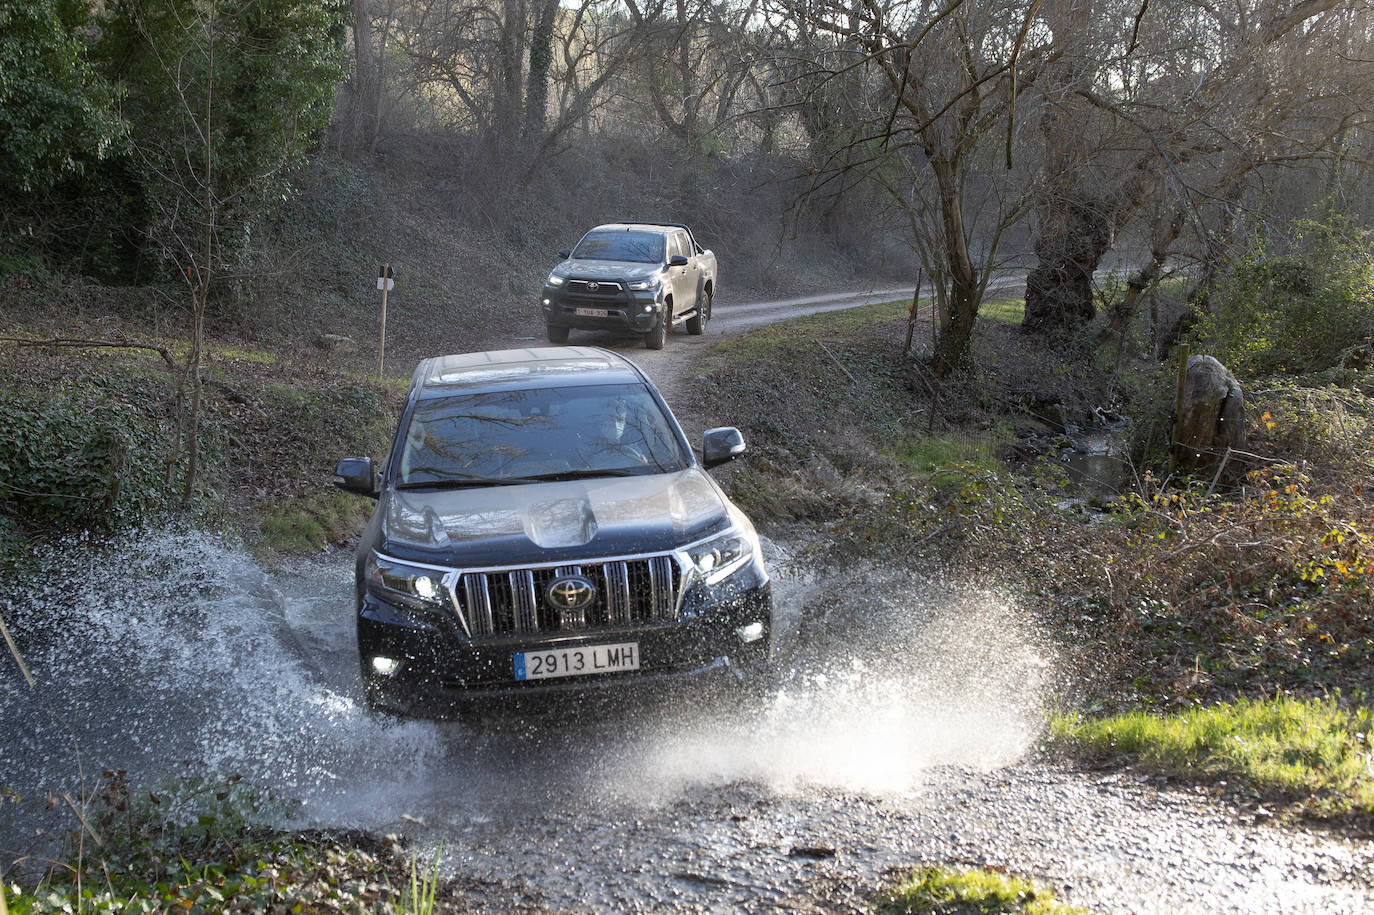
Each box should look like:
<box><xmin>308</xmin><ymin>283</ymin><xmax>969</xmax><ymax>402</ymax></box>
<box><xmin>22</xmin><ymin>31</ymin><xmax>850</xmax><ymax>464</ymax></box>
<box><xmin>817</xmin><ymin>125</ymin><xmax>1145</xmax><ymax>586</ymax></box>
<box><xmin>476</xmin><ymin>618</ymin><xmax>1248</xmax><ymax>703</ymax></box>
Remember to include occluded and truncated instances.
<box><xmin>586</xmin><ymin>282</ymin><xmax>600</xmax><ymax>292</ymax></box>
<box><xmin>547</xmin><ymin>575</ymin><xmax>597</xmax><ymax>611</ymax></box>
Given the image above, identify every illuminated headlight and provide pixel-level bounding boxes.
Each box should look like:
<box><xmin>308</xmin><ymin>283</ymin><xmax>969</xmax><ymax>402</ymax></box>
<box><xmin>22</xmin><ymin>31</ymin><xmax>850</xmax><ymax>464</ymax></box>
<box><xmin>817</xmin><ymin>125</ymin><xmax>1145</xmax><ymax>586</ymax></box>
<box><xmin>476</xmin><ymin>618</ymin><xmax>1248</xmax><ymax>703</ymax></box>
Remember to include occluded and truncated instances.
<box><xmin>371</xmin><ymin>656</ymin><xmax>402</xmax><ymax>676</ymax></box>
<box><xmin>735</xmin><ymin>622</ymin><xmax>765</xmax><ymax>643</ymax></box>
<box><xmin>365</xmin><ymin>551</ymin><xmax>450</xmax><ymax>611</ymax></box>
<box><xmin>683</xmin><ymin>525</ymin><xmax>761</xmax><ymax>586</ymax></box>
<box><xmin>627</xmin><ymin>278</ymin><xmax>660</xmax><ymax>292</ymax></box>
<box><xmin>546</xmin><ymin>273</ymin><xmax>566</xmax><ymax>286</ymax></box>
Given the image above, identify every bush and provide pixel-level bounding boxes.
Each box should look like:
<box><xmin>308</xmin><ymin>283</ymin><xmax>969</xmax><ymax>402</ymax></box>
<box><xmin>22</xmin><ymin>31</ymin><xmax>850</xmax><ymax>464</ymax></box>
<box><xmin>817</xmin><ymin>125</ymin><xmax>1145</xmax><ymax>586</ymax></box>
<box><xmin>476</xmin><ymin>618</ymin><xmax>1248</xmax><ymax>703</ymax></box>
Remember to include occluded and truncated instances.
<box><xmin>0</xmin><ymin>387</ymin><xmax>172</xmax><ymax>531</ymax></box>
<box><xmin>1196</xmin><ymin>216</ymin><xmax>1374</xmax><ymax>377</ymax></box>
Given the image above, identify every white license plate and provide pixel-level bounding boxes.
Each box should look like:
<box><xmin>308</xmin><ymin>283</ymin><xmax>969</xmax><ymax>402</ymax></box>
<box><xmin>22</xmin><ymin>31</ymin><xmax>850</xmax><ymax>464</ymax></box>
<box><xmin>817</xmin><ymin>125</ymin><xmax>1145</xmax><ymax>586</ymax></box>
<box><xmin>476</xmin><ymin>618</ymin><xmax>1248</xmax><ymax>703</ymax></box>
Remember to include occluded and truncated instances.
<box><xmin>575</xmin><ymin>307</ymin><xmax>609</xmax><ymax>317</ymax></box>
<box><xmin>514</xmin><ymin>642</ymin><xmax>639</xmax><ymax>681</ymax></box>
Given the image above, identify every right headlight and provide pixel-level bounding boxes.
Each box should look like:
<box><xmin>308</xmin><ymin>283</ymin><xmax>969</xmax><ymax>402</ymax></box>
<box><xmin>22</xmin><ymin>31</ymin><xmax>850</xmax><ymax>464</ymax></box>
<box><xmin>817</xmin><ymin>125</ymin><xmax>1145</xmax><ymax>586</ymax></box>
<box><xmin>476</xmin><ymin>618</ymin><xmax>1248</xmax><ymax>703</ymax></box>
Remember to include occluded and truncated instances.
<box><xmin>365</xmin><ymin>551</ymin><xmax>453</xmax><ymax>612</ymax></box>
<box><xmin>546</xmin><ymin>273</ymin><xmax>566</xmax><ymax>286</ymax></box>
<box><xmin>627</xmin><ymin>277</ymin><xmax>661</xmax><ymax>292</ymax></box>
<box><xmin>681</xmin><ymin>524</ymin><xmax>762</xmax><ymax>586</ymax></box>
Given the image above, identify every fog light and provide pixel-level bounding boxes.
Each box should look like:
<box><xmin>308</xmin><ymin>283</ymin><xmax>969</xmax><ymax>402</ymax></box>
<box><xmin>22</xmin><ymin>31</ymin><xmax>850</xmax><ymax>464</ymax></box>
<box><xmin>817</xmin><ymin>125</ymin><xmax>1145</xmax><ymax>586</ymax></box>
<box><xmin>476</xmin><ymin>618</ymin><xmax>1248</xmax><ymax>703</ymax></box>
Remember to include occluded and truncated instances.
<box><xmin>371</xmin><ymin>656</ymin><xmax>402</xmax><ymax>676</ymax></box>
<box><xmin>735</xmin><ymin>621</ymin><xmax>765</xmax><ymax>643</ymax></box>
<box><xmin>543</xmin><ymin>298</ymin><xmax>551</xmax><ymax>306</ymax></box>
<box><xmin>643</xmin><ymin>304</ymin><xmax>653</xmax><ymax>312</ymax></box>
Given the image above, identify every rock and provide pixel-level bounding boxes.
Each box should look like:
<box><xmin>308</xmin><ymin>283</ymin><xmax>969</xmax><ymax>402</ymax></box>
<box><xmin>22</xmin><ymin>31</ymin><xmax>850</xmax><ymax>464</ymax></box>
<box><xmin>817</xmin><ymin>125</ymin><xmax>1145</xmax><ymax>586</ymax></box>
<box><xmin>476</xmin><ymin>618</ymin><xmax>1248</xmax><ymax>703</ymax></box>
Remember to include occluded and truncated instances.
<box><xmin>317</xmin><ymin>333</ymin><xmax>359</xmax><ymax>354</ymax></box>
<box><xmin>1173</xmin><ymin>355</ymin><xmax>1245</xmax><ymax>471</ymax></box>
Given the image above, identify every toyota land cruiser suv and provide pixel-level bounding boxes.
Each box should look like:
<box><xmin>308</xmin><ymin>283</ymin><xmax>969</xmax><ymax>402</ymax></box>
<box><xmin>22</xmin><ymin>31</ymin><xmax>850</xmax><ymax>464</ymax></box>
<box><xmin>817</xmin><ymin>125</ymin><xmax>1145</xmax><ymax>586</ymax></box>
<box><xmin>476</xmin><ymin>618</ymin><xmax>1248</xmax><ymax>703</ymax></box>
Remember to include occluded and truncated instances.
<box><xmin>541</xmin><ymin>222</ymin><xmax>716</xmax><ymax>349</ymax></box>
<box><xmin>332</xmin><ymin>346</ymin><xmax>771</xmax><ymax>716</ymax></box>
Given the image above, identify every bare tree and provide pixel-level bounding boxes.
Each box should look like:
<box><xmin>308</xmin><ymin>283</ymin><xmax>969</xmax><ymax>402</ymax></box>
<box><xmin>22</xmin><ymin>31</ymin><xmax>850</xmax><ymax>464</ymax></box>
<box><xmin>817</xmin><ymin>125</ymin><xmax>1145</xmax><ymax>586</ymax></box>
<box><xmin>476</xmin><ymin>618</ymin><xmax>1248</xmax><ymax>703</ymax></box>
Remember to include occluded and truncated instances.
<box><xmin>1021</xmin><ymin>0</ymin><xmax>1367</xmax><ymax>337</ymax></box>
<box><xmin>766</xmin><ymin>0</ymin><xmax>1049</xmax><ymax>375</ymax></box>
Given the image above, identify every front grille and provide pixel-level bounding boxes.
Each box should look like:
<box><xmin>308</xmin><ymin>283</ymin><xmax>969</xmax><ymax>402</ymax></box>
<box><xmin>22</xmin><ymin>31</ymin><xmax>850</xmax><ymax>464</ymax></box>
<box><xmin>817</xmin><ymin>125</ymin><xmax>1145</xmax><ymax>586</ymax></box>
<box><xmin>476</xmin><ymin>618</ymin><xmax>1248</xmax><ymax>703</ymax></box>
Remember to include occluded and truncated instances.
<box><xmin>567</xmin><ymin>278</ymin><xmax>624</xmax><ymax>295</ymax></box>
<box><xmin>453</xmin><ymin>554</ymin><xmax>682</xmax><ymax>638</ymax></box>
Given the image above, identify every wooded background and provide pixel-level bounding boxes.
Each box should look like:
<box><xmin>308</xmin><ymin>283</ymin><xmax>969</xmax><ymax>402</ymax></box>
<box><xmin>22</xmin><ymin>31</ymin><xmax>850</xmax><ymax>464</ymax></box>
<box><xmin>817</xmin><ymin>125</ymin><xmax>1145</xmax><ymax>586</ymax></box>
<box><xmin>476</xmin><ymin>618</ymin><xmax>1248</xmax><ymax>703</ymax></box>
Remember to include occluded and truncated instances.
<box><xmin>4</xmin><ymin>0</ymin><xmax>1374</xmax><ymax>378</ymax></box>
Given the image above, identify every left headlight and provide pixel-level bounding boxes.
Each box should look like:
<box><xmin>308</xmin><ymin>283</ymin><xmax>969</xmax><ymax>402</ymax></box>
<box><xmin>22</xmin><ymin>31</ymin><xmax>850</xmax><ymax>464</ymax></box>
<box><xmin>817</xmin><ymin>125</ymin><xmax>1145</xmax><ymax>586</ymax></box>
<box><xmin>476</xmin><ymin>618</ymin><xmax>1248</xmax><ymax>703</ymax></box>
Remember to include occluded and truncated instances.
<box><xmin>681</xmin><ymin>524</ymin><xmax>762</xmax><ymax>586</ymax></box>
<box><xmin>627</xmin><ymin>277</ymin><xmax>661</xmax><ymax>292</ymax></box>
<box><xmin>546</xmin><ymin>273</ymin><xmax>566</xmax><ymax>286</ymax></box>
<box><xmin>365</xmin><ymin>551</ymin><xmax>452</xmax><ymax>612</ymax></box>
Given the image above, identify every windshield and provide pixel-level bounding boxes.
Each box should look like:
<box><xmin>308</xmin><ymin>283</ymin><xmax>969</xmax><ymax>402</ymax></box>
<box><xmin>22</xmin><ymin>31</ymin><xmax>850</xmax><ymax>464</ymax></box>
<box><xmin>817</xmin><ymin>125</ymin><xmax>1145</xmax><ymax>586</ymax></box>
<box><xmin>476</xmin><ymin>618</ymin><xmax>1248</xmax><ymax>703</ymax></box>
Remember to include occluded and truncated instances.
<box><xmin>395</xmin><ymin>383</ymin><xmax>689</xmax><ymax>487</ymax></box>
<box><xmin>571</xmin><ymin>230</ymin><xmax>664</xmax><ymax>264</ymax></box>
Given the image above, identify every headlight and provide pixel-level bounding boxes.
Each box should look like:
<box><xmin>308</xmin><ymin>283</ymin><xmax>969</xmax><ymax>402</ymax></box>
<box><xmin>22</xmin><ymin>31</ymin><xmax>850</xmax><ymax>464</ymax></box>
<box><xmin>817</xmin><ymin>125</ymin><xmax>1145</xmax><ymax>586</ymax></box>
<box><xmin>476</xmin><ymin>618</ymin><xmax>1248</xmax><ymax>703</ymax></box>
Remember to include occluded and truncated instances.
<box><xmin>627</xmin><ymin>277</ymin><xmax>660</xmax><ymax>292</ymax></box>
<box><xmin>546</xmin><ymin>273</ymin><xmax>566</xmax><ymax>286</ymax></box>
<box><xmin>365</xmin><ymin>551</ymin><xmax>451</xmax><ymax>611</ymax></box>
<box><xmin>682</xmin><ymin>525</ymin><xmax>761</xmax><ymax>586</ymax></box>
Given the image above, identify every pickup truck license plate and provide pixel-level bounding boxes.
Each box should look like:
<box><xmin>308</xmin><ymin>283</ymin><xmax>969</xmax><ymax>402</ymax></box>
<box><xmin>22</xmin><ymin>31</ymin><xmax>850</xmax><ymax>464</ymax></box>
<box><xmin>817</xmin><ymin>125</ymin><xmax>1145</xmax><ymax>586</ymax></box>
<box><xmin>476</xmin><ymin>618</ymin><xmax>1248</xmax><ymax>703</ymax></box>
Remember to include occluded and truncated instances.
<box><xmin>575</xmin><ymin>307</ymin><xmax>609</xmax><ymax>317</ymax></box>
<box><xmin>514</xmin><ymin>642</ymin><xmax>639</xmax><ymax>681</ymax></box>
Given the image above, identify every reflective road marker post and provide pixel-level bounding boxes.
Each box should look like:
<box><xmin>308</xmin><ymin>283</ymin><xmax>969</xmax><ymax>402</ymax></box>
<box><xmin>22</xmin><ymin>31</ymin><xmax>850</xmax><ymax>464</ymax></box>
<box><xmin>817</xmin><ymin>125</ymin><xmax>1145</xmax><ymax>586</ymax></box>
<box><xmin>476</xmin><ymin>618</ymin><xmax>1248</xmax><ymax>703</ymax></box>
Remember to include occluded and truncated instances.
<box><xmin>377</xmin><ymin>263</ymin><xmax>395</xmax><ymax>377</ymax></box>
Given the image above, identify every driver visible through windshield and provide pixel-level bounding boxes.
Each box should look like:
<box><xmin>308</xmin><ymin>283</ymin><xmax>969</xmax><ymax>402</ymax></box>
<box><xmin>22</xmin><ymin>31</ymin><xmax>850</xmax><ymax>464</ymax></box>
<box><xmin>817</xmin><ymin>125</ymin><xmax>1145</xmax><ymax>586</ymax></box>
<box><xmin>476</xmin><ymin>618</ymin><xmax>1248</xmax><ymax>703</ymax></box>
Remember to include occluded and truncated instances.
<box><xmin>396</xmin><ymin>383</ymin><xmax>688</xmax><ymax>487</ymax></box>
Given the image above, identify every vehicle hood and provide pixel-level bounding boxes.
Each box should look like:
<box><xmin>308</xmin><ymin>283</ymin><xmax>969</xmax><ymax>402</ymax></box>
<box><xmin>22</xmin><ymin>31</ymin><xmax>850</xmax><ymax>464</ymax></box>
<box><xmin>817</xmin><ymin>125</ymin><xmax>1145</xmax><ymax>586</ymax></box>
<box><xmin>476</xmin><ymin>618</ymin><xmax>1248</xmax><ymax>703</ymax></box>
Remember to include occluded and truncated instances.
<box><xmin>551</xmin><ymin>259</ymin><xmax>660</xmax><ymax>282</ymax></box>
<box><xmin>379</xmin><ymin>467</ymin><xmax>730</xmax><ymax>566</ymax></box>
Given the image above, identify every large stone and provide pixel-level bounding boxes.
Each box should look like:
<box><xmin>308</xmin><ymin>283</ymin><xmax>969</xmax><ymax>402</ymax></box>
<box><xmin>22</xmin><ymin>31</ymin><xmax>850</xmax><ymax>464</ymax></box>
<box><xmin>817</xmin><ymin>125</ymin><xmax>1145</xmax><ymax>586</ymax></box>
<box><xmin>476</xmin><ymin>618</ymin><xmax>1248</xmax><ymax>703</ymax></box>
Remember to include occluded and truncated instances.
<box><xmin>1173</xmin><ymin>355</ymin><xmax>1245</xmax><ymax>471</ymax></box>
<box><xmin>316</xmin><ymin>333</ymin><xmax>359</xmax><ymax>354</ymax></box>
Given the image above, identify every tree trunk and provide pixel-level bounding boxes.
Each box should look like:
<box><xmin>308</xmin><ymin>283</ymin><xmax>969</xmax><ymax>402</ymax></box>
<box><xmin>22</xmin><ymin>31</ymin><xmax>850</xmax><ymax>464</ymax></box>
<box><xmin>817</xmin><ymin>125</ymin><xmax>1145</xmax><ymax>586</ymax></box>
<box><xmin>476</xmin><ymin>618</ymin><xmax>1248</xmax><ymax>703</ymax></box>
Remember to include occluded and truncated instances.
<box><xmin>930</xmin><ymin>157</ymin><xmax>979</xmax><ymax>377</ymax></box>
<box><xmin>346</xmin><ymin>0</ymin><xmax>378</xmax><ymax>156</ymax></box>
<box><xmin>524</xmin><ymin>0</ymin><xmax>558</xmax><ymax>139</ymax></box>
<box><xmin>1022</xmin><ymin>0</ymin><xmax>1100</xmax><ymax>335</ymax></box>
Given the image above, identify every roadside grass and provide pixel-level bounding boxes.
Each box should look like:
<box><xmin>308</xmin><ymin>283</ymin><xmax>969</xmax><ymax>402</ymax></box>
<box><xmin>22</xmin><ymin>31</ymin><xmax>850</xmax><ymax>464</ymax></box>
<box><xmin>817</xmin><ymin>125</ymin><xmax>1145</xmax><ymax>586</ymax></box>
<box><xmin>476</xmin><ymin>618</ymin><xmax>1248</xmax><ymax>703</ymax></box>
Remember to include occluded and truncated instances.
<box><xmin>875</xmin><ymin>866</ymin><xmax>1090</xmax><ymax>914</ymax></box>
<box><xmin>1050</xmin><ymin>696</ymin><xmax>1374</xmax><ymax>819</ymax></box>
<box><xmin>979</xmin><ymin>296</ymin><xmax>1025</xmax><ymax>324</ymax></box>
<box><xmin>888</xmin><ymin>430</ymin><xmax>1010</xmax><ymax>476</ymax></box>
<box><xmin>256</xmin><ymin>489</ymin><xmax>375</xmax><ymax>555</ymax></box>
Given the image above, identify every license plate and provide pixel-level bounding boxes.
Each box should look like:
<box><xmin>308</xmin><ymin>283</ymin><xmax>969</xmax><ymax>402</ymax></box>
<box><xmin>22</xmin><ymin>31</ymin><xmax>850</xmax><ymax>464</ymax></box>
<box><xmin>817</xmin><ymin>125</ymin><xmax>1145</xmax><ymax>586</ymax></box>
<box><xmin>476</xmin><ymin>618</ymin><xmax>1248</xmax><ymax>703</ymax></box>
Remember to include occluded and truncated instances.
<box><xmin>514</xmin><ymin>642</ymin><xmax>639</xmax><ymax>681</ymax></box>
<box><xmin>575</xmin><ymin>307</ymin><xmax>609</xmax><ymax>317</ymax></box>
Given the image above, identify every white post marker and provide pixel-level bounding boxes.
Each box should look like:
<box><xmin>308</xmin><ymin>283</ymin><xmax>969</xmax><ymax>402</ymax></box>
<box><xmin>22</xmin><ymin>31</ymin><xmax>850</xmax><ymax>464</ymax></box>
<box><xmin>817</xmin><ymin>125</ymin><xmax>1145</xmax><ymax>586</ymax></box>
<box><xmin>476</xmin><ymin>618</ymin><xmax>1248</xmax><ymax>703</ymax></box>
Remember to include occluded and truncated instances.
<box><xmin>377</xmin><ymin>263</ymin><xmax>394</xmax><ymax>377</ymax></box>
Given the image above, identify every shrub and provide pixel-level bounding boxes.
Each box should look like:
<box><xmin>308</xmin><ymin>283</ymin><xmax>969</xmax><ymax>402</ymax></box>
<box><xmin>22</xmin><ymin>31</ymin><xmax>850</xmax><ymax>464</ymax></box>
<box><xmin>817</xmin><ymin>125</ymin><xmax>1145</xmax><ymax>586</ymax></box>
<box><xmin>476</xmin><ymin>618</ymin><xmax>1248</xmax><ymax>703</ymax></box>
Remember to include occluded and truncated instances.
<box><xmin>1196</xmin><ymin>216</ymin><xmax>1374</xmax><ymax>378</ymax></box>
<box><xmin>0</xmin><ymin>387</ymin><xmax>172</xmax><ymax>531</ymax></box>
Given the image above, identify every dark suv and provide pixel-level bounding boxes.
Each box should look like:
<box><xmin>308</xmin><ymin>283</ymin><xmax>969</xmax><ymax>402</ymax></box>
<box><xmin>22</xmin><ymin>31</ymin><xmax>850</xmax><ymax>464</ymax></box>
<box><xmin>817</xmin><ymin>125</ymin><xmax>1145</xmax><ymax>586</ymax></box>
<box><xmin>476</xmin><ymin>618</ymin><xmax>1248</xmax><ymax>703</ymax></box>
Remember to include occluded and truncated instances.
<box><xmin>333</xmin><ymin>346</ymin><xmax>771</xmax><ymax>715</ymax></box>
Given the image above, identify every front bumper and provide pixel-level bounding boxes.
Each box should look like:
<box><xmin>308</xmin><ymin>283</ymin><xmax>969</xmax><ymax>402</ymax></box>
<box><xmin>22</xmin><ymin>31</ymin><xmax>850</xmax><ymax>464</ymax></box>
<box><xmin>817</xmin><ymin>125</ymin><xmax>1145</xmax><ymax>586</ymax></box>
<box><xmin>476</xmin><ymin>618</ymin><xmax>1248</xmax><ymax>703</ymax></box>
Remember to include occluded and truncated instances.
<box><xmin>358</xmin><ymin>576</ymin><xmax>772</xmax><ymax>716</ymax></box>
<box><xmin>542</xmin><ymin>284</ymin><xmax>661</xmax><ymax>333</ymax></box>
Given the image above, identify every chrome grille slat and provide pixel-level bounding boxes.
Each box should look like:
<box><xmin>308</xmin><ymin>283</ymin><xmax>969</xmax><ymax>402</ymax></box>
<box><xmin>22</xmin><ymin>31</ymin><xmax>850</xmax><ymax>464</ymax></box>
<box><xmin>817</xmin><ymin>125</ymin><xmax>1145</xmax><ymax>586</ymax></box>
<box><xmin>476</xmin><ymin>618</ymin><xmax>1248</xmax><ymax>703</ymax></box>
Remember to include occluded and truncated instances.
<box><xmin>605</xmin><ymin>561</ymin><xmax>630</xmax><ymax>625</ymax></box>
<box><xmin>463</xmin><ymin>574</ymin><xmax>495</xmax><ymax>636</ymax></box>
<box><xmin>649</xmin><ymin>555</ymin><xmax>674</xmax><ymax>620</ymax></box>
<box><xmin>451</xmin><ymin>555</ymin><xmax>680</xmax><ymax>639</ymax></box>
<box><xmin>510</xmin><ymin>569</ymin><xmax>537</xmax><ymax>633</ymax></box>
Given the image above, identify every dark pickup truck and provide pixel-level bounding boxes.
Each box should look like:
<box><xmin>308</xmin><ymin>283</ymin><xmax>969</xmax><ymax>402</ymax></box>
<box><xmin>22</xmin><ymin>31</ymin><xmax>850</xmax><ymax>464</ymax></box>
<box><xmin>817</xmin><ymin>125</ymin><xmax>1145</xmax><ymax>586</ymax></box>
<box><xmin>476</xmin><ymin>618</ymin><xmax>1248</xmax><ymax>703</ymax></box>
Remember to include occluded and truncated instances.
<box><xmin>540</xmin><ymin>222</ymin><xmax>716</xmax><ymax>349</ymax></box>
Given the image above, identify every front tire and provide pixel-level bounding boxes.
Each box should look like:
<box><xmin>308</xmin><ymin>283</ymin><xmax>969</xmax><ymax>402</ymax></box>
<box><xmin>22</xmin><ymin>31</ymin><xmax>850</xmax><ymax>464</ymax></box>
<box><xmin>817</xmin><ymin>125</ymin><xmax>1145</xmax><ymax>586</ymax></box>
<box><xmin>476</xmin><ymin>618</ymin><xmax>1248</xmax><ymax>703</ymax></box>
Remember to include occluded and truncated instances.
<box><xmin>546</xmin><ymin>322</ymin><xmax>570</xmax><ymax>344</ymax></box>
<box><xmin>645</xmin><ymin>312</ymin><xmax>667</xmax><ymax>349</ymax></box>
<box><xmin>686</xmin><ymin>287</ymin><xmax>711</xmax><ymax>335</ymax></box>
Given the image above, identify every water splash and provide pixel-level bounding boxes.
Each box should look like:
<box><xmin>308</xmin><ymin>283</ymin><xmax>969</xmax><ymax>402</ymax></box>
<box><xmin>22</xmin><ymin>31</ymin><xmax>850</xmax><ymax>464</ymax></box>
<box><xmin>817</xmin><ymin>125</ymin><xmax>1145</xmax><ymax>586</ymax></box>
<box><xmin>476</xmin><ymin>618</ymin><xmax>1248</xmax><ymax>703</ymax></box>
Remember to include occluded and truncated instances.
<box><xmin>1</xmin><ymin>532</ymin><xmax>1050</xmax><ymax>843</ymax></box>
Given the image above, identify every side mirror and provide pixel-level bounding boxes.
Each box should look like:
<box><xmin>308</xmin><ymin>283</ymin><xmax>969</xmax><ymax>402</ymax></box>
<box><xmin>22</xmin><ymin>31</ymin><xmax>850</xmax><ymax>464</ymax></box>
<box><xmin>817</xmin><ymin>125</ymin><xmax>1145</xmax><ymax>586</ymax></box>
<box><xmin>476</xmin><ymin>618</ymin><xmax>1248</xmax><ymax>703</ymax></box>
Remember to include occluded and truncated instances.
<box><xmin>333</xmin><ymin>457</ymin><xmax>378</xmax><ymax>498</ymax></box>
<box><xmin>668</xmin><ymin>254</ymin><xmax>689</xmax><ymax>267</ymax></box>
<box><xmin>702</xmin><ymin>427</ymin><xmax>746</xmax><ymax>468</ymax></box>
<box><xmin>559</xmin><ymin>247</ymin><xmax>572</xmax><ymax>259</ymax></box>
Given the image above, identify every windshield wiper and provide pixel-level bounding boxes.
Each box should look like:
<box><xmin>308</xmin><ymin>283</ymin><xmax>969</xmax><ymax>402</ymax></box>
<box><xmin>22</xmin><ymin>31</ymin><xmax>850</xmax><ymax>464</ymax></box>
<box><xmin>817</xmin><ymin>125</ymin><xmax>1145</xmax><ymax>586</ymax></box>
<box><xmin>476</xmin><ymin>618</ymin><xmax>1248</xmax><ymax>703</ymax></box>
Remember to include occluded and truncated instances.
<box><xmin>506</xmin><ymin>469</ymin><xmax>641</xmax><ymax>483</ymax></box>
<box><xmin>395</xmin><ymin>477</ymin><xmax>510</xmax><ymax>491</ymax></box>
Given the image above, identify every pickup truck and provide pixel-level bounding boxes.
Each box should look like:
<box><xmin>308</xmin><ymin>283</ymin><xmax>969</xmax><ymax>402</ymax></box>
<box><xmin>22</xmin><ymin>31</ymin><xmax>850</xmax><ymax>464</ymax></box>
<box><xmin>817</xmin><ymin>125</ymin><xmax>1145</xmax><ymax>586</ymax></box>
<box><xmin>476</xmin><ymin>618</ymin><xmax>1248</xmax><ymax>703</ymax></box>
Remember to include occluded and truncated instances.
<box><xmin>540</xmin><ymin>222</ymin><xmax>716</xmax><ymax>349</ymax></box>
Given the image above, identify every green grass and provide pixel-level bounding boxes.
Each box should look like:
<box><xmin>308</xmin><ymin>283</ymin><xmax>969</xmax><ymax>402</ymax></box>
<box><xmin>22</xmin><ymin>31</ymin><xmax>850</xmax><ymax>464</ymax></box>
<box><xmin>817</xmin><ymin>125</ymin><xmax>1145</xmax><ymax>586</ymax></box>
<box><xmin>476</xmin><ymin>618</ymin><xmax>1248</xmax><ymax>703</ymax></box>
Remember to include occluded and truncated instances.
<box><xmin>889</xmin><ymin>431</ymin><xmax>1008</xmax><ymax>475</ymax></box>
<box><xmin>1051</xmin><ymin>696</ymin><xmax>1374</xmax><ymax>816</ymax></box>
<box><xmin>876</xmin><ymin>866</ymin><xmax>1090</xmax><ymax>914</ymax></box>
<box><xmin>979</xmin><ymin>296</ymin><xmax>1025</xmax><ymax>324</ymax></box>
<box><xmin>256</xmin><ymin>489</ymin><xmax>374</xmax><ymax>554</ymax></box>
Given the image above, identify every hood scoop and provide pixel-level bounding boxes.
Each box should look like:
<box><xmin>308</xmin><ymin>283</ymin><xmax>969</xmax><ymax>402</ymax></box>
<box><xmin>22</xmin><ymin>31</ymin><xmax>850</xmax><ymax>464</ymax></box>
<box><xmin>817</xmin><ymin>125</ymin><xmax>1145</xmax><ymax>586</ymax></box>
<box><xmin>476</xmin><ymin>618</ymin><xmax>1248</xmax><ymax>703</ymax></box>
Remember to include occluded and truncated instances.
<box><xmin>522</xmin><ymin>497</ymin><xmax>599</xmax><ymax>548</ymax></box>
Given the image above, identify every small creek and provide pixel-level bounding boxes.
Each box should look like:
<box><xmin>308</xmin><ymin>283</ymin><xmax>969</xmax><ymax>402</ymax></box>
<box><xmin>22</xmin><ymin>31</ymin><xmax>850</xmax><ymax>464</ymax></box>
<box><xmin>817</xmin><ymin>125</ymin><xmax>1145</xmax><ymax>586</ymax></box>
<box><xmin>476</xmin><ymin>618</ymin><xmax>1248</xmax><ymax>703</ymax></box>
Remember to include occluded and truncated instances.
<box><xmin>1</xmin><ymin>528</ymin><xmax>1370</xmax><ymax>913</ymax></box>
